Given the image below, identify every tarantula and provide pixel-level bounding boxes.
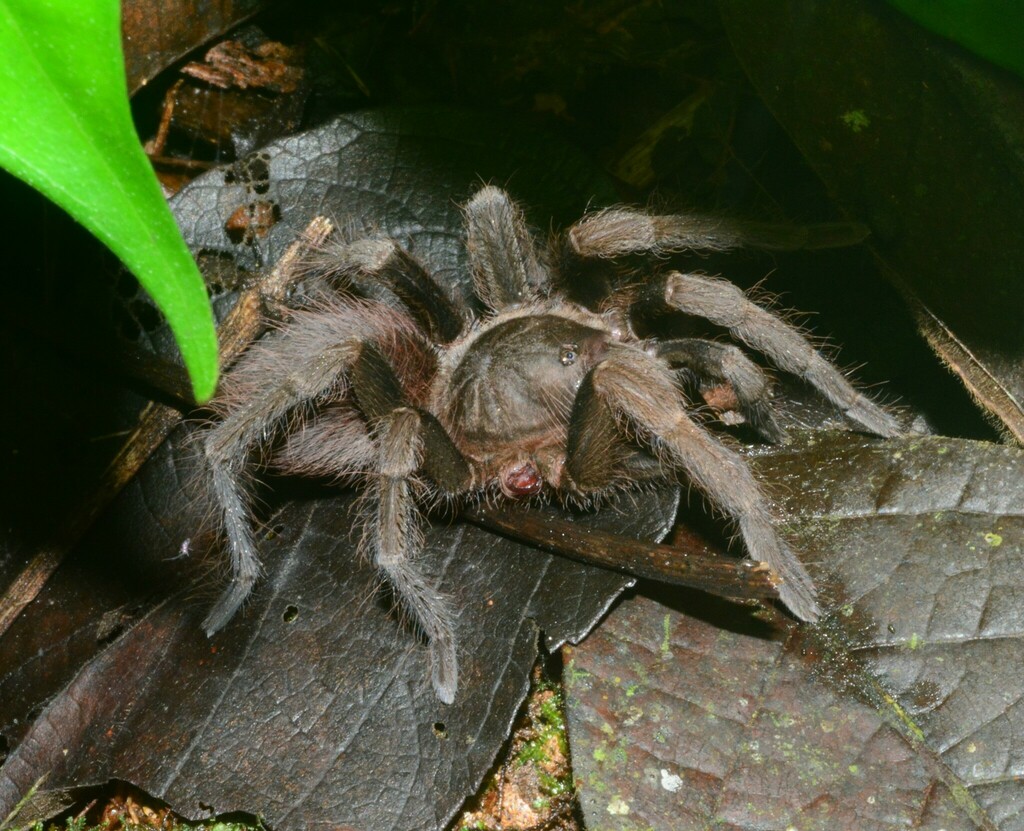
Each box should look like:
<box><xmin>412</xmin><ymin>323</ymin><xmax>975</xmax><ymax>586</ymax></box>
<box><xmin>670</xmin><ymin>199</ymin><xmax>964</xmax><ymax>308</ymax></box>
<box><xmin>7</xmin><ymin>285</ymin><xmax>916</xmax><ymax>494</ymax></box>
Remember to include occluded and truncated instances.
<box><xmin>201</xmin><ymin>186</ymin><xmax>901</xmax><ymax>703</ymax></box>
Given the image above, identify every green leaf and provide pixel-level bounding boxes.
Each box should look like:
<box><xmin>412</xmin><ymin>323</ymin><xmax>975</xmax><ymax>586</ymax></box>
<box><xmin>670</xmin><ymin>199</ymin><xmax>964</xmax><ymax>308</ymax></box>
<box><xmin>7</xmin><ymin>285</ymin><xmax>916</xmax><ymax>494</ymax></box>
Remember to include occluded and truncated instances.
<box><xmin>0</xmin><ymin>0</ymin><xmax>217</xmax><ymax>401</ymax></box>
<box><xmin>885</xmin><ymin>0</ymin><xmax>1024</xmax><ymax>80</ymax></box>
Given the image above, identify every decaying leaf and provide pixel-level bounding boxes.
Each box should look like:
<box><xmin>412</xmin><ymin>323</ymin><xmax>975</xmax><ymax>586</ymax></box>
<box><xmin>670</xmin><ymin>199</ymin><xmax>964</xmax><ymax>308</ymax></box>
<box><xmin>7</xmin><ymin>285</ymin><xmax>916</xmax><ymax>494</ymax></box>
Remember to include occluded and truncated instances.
<box><xmin>567</xmin><ymin>432</ymin><xmax>1024</xmax><ymax>830</ymax></box>
<box><xmin>0</xmin><ymin>108</ymin><xmax>675</xmax><ymax>831</ymax></box>
<box><xmin>0</xmin><ymin>441</ymin><xmax>677</xmax><ymax>830</ymax></box>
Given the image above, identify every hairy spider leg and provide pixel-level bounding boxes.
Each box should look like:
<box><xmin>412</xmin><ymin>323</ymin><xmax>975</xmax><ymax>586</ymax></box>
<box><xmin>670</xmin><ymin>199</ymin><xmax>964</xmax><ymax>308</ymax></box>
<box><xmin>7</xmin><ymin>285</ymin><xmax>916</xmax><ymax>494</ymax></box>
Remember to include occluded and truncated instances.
<box><xmin>273</xmin><ymin>404</ymin><xmax>376</xmax><ymax>480</ymax></box>
<box><xmin>203</xmin><ymin>332</ymin><xmax>363</xmax><ymax>634</ymax></box>
<box><xmin>464</xmin><ymin>185</ymin><xmax>548</xmax><ymax>310</ymax></box>
<box><xmin>351</xmin><ymin>343</ymin><xmax>473</xmax><ymax>703</ymax></box>
<box><xmin>568</xmin><ymin>344</ymin><xmax>820</xmax><ymax>623</ymax></box>
<box><xmin>654</xmin><ymin>339</ymin><xmax>788</xmax><ymax>444</ymax></box>
<box><xmin>648</xmin><ymin>272</ymin><xmax>901</xmax><ymax>437</ymax></box>
<box><xmin>565</xmin><ymin>205</ymin><xmax>869</xmax><ymax>258</ymax></box>
<box><xmin>303</xmin><ymin>236</ymin><xmax>464</xmax><ymax>343</ymax></box>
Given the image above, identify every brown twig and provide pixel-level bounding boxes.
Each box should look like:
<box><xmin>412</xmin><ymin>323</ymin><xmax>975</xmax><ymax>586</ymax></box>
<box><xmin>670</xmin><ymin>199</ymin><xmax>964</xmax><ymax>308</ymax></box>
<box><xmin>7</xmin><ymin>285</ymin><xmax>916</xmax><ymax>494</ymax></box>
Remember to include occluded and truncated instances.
<box><xmin>461</xmin><ymin>502</ymin><xmax>780</xmax><ymax>602</ymax></box>
<box><xmin>0</xmin><ymin>217</ymin><xmax>334</xmax><ymax>639</ymax></box>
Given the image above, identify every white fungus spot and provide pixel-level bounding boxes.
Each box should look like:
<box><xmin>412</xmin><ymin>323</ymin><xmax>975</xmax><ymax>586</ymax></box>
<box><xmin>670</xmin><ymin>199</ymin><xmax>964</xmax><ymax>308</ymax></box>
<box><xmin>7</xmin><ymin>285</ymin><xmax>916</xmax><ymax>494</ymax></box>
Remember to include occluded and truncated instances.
<box><xmin>660</xmin><ymin>769</ymin><xmax>683</xmax><ymax>792</ymax></box>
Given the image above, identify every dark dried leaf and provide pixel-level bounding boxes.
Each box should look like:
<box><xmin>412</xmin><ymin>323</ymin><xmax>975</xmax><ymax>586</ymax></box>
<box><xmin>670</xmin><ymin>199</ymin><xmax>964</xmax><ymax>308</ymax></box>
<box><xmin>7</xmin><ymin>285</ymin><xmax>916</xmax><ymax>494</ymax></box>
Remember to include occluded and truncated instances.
<box><xmin>0</xmin><ymin>437</ymin><xmax>678</xmax><ymax>830</ymax></box>
<box><xmin>170</xmin><ymin>106</ymin><xmax>619</xmax><ymax>302</ymax></box>
<box><xmin>719</xmin><ymin>0</ymin><xmax>1024</xmax><ymax>442</ymax></box>
<box><xmin>567</xmin><ymin>432</ymin><xmax>1024</xmax><ymax>830</ymax></box>
<box><xmin>0</xmin><ymin>109</ymin><xmax>673</xmax><ymax>831</ymax></box>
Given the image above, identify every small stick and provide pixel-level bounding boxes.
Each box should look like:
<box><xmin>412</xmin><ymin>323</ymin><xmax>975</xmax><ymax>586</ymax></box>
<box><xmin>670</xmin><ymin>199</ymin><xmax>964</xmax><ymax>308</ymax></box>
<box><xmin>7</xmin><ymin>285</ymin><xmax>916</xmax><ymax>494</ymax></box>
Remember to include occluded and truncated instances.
<box><xmin>0</xmin><ymin>217</ymin><xmax>335</xmax><ymax>639</ymax></box>
<box><xmin>461</xmin><ymin>503</ymin><xmax>780</xmax><ymax>602</ymax></box>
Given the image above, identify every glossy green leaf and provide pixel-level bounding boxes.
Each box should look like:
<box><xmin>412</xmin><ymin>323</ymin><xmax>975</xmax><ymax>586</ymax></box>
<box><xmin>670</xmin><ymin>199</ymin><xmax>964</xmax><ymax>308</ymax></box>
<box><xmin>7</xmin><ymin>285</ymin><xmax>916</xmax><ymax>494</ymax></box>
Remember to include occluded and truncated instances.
<box><xmin>0</xmin><ymin>0</ymin><xmax>217</xmax><ymax>401</ymax></box>
<box><xmin>886</xmin><ymin>0</ymin><xmax>1024</xmax><ymax>80</ymax></box>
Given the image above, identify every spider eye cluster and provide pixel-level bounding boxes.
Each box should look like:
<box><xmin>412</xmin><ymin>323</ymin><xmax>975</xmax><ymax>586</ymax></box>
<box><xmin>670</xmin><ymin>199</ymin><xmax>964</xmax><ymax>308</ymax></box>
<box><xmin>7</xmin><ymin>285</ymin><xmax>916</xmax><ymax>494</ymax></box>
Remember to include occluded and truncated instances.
<box><xmin>559</xmin><ymin>343</ymin><xmax>579</xmax><ymax>366</ymax></box>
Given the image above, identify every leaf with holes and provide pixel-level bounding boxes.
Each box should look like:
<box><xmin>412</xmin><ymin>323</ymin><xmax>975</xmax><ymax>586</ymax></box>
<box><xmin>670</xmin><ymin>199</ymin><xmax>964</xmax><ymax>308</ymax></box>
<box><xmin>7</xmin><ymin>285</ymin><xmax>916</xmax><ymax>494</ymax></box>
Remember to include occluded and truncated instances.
<box><xmin>0</xmin><ymin>107</ymin><xmax>682</xmax><ymax>831</ymax></box>
<box><xmin>0</xmin><ymin>440</ymin><xmax>679</xmax><ymax>830</ymax></box>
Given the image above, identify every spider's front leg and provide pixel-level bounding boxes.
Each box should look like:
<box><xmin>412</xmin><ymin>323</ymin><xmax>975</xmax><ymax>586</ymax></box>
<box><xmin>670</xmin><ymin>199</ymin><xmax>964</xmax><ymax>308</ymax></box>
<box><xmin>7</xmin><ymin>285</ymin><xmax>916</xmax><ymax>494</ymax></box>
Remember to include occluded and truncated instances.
<box><xmin>643</xmin><ymin>273</ymin><xmax>902</xmax><ymax>438</ymax></box>
<box><xmin>352</xmin><ymin>345</ymin><xmax>473</xmax><ymax>703</ymax></box>
<box><xmin>566</xmin><ymin>205</ymin><xmax>869</xmax><ymax>258</ymax></box>
<box><xmin>566</xmin><ymin>346</ymin><xmax>819</xmax><ymax>622</ymax></box>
